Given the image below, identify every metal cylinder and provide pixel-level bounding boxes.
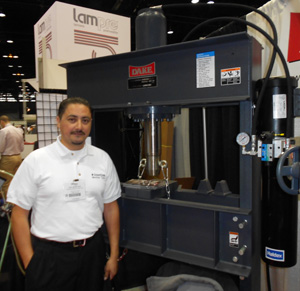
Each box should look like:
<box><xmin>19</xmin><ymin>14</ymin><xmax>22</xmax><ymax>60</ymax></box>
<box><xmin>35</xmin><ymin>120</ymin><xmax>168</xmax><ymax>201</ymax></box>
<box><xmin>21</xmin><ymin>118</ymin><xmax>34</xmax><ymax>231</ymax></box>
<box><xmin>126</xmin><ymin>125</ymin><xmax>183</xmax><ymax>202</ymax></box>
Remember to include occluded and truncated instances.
<box><xmin>258</xmin><ymin>77</ymin><xmax>299</xmax><ymax>267</ymax></box>
<box><xmin>135</xmin><ymin>7</ymin><xmax>167</xmax><ymax>50</ymax></box>
<box><xmin>144</xmin><ymin>116</ymin><xmax>161</xmax><ymax>176</ymax></box>
<box><xmin>256</xmin><ymin>77</ymin><xmax>297</xmax><ymax>135</ymax></box>
<box><xmin>261</xmin><ymin>162</ymin><xmax>298</xmax><ymax>267</ymax></box>
<box><xmin>135</xmin><ymin>8</ymin><xmax>167</xmax><ymax>176</ymax></box>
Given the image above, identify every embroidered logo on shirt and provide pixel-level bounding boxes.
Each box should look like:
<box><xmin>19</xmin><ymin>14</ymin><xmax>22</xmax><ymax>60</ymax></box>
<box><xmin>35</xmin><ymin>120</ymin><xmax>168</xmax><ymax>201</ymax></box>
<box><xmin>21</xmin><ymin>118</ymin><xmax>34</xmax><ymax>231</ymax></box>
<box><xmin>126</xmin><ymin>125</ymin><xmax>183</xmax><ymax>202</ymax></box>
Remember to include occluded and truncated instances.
<box><xmin>92</xmin><ymin>173</ymin><xmax>105</xmax><ymax>179</ymax></box>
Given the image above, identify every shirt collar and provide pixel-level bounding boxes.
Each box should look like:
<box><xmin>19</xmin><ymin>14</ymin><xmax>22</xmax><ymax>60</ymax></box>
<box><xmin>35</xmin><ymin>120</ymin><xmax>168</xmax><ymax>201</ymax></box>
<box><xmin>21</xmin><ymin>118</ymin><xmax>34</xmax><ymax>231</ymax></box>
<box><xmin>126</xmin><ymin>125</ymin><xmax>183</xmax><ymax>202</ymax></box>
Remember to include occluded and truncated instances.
<box><xmin>54</xmin><ymin>135</ymin><xmax>91</xmax><ymax>158</ymax></box>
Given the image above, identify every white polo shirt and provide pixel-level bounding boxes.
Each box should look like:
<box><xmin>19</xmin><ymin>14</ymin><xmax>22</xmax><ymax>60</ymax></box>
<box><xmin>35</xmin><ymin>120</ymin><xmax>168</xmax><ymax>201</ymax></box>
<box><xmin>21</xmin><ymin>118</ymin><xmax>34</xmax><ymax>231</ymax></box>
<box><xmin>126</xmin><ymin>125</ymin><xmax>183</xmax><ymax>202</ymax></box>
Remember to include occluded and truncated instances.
<box><xmin>7</xmin><ymin>137</ymin><xmax>121</xmax><ymax>242</ymax></box>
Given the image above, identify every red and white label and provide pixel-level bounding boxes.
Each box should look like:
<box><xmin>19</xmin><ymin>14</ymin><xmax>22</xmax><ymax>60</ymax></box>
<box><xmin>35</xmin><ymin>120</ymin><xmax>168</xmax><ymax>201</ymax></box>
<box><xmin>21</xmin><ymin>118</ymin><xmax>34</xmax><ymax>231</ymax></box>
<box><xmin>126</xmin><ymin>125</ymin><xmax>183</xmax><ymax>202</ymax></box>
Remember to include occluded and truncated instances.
<box><xmin>229</xmin><ymin>231</ymin><xmax>239</xmax><ymax>248</ymax></box>
<box><xmin>129</xmin><ymin>62</ymin><xmax>155</xmax><ymax>77</ymax></box>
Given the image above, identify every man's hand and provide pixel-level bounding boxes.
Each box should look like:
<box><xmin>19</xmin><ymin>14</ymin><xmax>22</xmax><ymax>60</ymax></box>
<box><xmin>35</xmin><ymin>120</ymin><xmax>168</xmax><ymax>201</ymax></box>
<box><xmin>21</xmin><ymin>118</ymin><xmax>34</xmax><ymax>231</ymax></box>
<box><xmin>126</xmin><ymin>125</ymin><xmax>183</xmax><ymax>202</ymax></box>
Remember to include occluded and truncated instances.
<box><xmin>11</xmin><ymin>205</ymin><xmax>34</xmax><ymax>269</ymax></box>
<box><xmin>104</xmin><ymin>257</ymin><xmax>118</xmax><ymax>281</ymax></box>
<box><xmin>103</xmin><ymin>200</ymin><xmax>120</xmax><ymax>280</ymax></box>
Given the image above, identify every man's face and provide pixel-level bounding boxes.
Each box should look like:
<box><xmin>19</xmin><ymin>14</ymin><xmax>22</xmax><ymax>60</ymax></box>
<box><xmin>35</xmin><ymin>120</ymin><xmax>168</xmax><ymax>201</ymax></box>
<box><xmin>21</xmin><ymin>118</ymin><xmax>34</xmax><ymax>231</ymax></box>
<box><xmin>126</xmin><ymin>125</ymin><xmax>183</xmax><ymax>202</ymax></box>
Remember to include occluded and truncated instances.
<box><xmin>57</xmin><ymin>103</ymin><xmax>92</xmax><ymax>150</ymax></box>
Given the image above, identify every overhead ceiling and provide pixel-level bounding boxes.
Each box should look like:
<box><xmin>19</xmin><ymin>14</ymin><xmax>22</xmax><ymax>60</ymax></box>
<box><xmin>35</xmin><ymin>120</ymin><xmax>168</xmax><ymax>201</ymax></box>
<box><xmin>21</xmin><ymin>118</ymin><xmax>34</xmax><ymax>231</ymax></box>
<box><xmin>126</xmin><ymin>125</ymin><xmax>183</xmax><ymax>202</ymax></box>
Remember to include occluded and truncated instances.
<box><xmin>0</xmin><ymin>0</ymin><xmax>270</xmax><ymax>103</ymax></box>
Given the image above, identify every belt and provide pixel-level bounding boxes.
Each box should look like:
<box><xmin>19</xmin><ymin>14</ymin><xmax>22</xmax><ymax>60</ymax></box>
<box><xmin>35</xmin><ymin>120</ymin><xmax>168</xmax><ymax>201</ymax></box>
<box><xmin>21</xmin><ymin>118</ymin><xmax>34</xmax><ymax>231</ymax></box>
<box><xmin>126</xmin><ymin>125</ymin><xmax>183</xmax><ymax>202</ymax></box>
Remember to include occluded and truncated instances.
<box><xmin>32</xmin><ymin>230</ymin><xmax>100</xmax><ymax>249</ymax></box>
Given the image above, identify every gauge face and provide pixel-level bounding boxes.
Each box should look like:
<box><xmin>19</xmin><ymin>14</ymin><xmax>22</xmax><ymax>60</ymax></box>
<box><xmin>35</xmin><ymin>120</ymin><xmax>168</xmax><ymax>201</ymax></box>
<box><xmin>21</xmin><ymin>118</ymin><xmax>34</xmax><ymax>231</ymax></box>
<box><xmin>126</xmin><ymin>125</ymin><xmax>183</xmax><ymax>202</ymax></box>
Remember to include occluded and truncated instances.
<box><xmin>236</xmin><ymin>132</ymin><xmax>250</xmax><ymax>146</ymax></box>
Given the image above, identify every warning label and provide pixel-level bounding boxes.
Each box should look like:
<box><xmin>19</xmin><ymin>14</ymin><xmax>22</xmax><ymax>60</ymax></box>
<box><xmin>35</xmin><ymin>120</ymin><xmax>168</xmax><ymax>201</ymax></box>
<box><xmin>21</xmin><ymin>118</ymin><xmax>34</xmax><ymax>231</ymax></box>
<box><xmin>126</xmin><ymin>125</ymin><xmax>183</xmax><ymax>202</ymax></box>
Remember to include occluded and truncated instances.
<box><xmin>229</xmin><ymin>231</ymin><xmax>239</xmax><ymax>248</ymax></box>
<box><xmin>221</xmin><ymin>67</ymin><xmax>241</xmax><ymax>86</ymax></box>
<box><xmin>196</xmin><ymin>51</ymin><xmax>215</xmax><ymax>88</ymax></box>
<box><xmin>273</xmin><ymin>94</ymin><xmax>287</xmax><ymax>119</ymax></box>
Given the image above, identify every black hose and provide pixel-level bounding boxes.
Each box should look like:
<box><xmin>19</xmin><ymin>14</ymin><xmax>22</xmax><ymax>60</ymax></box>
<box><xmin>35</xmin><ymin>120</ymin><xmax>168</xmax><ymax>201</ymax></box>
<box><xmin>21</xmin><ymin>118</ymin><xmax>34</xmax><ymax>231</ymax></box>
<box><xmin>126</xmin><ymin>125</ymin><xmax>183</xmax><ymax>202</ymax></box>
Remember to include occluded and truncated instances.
<box><xmin>181</xmin><ymin>16</ymin><xmax>292</xmax><ymax>137</ymax></box>
<box><xmin>162</xmin><ymin>3</ymin><xmax>292</xmax><ymax>137</ymax></box>
<box><xmin>162</xmin><ymin>3</ymin><xmax>293</xmax><ymax>137</ymax></box>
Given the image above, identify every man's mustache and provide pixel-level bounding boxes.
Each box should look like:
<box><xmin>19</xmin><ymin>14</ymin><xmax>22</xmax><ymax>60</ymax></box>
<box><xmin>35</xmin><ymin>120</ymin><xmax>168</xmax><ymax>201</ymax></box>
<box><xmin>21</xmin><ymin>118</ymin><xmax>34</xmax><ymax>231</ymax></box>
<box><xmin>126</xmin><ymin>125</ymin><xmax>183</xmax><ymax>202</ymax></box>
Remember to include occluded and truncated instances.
<box><xmin>71</xmin><ymin>130</ymin><xmax>85</xmax><ymax>135</ymax></box>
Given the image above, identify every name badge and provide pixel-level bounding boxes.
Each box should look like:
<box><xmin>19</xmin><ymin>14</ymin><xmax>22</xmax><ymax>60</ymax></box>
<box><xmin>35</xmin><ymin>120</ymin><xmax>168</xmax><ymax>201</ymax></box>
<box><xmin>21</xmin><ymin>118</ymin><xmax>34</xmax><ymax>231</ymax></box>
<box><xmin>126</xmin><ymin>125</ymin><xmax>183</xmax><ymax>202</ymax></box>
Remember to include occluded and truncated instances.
<box><xmin>64</xmin><ymin>180</ymin><xmax>86</xmax><ymax>202</ymax></box>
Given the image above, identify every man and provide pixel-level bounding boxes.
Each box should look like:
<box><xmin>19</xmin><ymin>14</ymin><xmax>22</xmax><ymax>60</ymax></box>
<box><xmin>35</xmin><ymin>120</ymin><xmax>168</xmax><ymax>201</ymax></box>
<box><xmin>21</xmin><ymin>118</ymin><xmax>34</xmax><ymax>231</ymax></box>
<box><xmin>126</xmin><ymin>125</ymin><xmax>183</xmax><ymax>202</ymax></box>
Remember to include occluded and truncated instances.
<box><xmin>0</xmin><ymin>115</ymin><xmax>24</xmax><ymax>199</ymax></box>
<box><xmin>7</xmin><ymin>97</ymin><xmax>121</xmax><ymax>291</ymax></box>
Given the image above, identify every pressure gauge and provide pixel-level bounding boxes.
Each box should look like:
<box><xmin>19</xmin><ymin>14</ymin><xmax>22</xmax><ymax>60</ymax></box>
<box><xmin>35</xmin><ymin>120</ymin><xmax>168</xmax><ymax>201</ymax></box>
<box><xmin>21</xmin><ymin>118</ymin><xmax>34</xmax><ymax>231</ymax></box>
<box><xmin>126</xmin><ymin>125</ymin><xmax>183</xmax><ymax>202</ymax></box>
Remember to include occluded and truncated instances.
<box><xmin>236</xmin><ymin>132</ymin><xmax>250</xmax><ymax>146</ymax></box>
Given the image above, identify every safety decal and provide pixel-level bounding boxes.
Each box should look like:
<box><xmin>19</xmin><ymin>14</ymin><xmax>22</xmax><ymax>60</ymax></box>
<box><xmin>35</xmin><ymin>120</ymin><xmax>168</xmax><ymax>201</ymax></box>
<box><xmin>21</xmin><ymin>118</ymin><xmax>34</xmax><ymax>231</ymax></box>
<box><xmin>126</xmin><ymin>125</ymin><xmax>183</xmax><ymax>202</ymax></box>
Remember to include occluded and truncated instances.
<box><xmin>221</xmin><ymin>67</ymin><xmax>241</xmax><ymax>86</ymax></box>
<box><xmin>265</xmin><ymin>247</ymin><xmax>285</xmax><ymax>262</ymax></box>
<box><xmin>273</xmin><ymin>94</ymin><xmax>287</xmax><ymax>119</ymax></box>
<box><xmin>229</xmin><ymin>231</ymin><xmax>239</xmax><ymax>248</ymax></box>
<box><xmin>196</xmin><ymin>51</ymin><xmax>215</xmax><ymax>88</ymax></box>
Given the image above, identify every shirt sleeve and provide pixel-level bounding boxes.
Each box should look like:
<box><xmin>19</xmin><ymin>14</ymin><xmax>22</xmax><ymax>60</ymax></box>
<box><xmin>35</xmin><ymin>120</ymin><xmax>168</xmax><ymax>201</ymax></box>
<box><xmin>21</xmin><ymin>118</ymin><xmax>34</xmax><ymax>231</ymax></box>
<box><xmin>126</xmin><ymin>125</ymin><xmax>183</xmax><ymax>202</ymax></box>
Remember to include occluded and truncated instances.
<box><xmin>103</xmin><ymin>155</ymin><xmax>121</xmax><ymax>204</ymax></box>
<box><xmin>6</xmin><ymin>154</ymin><xmax>38</xmax><ymax>210</ymax></box>
<box><xmin>0</xmin><ymin>130</ymin><xmax>6</xmax><ymax>153</ymax></box>
<box><xmin>19</xmin><ymin>129</ymin><xmax>24</xmax><ymax>152</ymax></box>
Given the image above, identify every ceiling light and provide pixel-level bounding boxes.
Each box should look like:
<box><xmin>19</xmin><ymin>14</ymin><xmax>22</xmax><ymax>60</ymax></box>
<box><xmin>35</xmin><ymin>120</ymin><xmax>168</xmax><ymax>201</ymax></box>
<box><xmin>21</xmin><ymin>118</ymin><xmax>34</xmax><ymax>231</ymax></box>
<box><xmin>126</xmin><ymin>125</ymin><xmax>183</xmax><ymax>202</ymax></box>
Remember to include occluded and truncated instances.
<box><xmin>167</xmin><ymin>29</ymin><xmax>174</xmax><ymax>35</ymax></box>
<box><xmin>8</xmin><ymin>65</ymin><xmax>13</xmax><ymax>68</ymax></box>
<box><xmin>191</xmin><ymin>0</ymin><xmax>199</xmax><ymax>3</ymax></box>
<box><xmin>0</xmin><ymin>12</ymin><xmax>5</xmax><ymax>17</ymax></box>
<box><xmin>207</xmin><ymin>1</ymin><xmax>214</xmax><ymax>3</ymax></box>
<box><xmin>5</xmin><ymin>53</ymin><xmax>19</xmax><ymax>58</ymax></box>
<box><xmin>7</xmin><ymin>40</ymin><xmax>14</xmax><ymax>43</ymax></box>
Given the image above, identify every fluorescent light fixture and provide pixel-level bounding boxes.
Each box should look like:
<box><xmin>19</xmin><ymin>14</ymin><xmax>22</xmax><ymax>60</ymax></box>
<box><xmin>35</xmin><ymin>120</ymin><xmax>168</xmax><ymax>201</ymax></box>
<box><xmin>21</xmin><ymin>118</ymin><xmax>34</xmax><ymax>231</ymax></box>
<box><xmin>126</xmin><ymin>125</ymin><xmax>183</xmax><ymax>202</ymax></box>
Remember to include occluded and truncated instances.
<box><xmin>191</xmin><ymin>0</ymin><xmax>199</xmax><ymax>3</ymax></box>
<box><xmin>207</xmin><ymin>1</ymin><xmax>214</xmax><ymax>3</ymax></box>
<box><xmin>167</xmin><ymin>29</ymin><xmax>174</xmax><ymax>35</ymax></box>
<box><xmin>0</xmin><ymin>12</ymin><xmax>5</xmax><ymax>17</ymax></box>
<box><xmin>7</xmin><ymin>40</ymin><xmax>13</xmax><ymax>43</ymax></box>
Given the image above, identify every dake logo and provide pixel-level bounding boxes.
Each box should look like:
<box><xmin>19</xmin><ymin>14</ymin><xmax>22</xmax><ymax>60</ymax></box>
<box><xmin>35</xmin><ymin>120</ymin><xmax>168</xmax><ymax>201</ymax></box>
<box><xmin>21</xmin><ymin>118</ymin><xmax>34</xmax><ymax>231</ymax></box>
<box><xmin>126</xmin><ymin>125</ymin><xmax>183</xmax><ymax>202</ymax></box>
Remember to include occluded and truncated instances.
<box><xmin>129</xmin><ymin>63</ymin><xmax>155</xmax><ymax>77</ymax></box>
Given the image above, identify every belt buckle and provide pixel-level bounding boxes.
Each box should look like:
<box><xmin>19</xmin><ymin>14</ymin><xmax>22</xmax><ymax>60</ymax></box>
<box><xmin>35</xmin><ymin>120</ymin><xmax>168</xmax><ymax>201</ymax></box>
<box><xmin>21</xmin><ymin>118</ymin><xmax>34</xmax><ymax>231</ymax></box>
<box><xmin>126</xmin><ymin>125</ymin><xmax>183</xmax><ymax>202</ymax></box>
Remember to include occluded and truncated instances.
<box><xmin>73</xmin><ymin>239</ymin><xmax>86</xmax><ymax>247</ymax></box>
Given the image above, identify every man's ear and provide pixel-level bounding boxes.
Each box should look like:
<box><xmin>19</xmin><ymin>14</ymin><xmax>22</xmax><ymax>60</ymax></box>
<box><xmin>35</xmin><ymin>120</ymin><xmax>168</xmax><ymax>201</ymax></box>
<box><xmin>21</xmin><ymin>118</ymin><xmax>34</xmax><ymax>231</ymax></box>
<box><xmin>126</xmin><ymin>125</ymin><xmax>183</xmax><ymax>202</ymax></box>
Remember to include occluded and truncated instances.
<box><xmin>56</xmin><ymin>116</ymin><xmax>60</xmax><ymax>129</ymax></box>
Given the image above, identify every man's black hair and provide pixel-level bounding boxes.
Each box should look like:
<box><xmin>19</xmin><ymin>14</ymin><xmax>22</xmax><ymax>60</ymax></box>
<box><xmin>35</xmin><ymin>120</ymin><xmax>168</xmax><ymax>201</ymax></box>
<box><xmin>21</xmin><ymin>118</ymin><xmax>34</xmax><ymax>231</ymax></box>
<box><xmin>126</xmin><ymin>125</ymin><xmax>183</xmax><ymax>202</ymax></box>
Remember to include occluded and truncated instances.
<box><xmin>57</xmin><ymin>97</ymin><xmax>92</xmax><ymax>119</ymax></box>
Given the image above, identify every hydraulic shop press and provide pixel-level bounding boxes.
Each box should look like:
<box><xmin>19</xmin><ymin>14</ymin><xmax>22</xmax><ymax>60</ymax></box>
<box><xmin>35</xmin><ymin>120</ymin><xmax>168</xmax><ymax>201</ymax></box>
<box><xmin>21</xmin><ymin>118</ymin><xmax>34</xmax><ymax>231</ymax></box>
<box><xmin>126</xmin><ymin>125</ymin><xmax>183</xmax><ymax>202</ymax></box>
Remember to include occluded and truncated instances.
<box><xmin>62</xmin><ymin>7</ymin><xmax>300</xmax><ymax>291</ymax></box>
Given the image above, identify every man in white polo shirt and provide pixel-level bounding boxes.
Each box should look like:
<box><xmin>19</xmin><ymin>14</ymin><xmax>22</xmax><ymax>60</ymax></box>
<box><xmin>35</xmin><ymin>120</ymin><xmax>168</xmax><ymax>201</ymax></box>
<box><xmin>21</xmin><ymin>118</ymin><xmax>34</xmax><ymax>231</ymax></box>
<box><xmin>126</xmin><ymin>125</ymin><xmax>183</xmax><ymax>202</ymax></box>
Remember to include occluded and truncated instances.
<box><xmin>7</xmin><ymin>97</ymin><xmax>121</xmax><ymax>291</ymax></box>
